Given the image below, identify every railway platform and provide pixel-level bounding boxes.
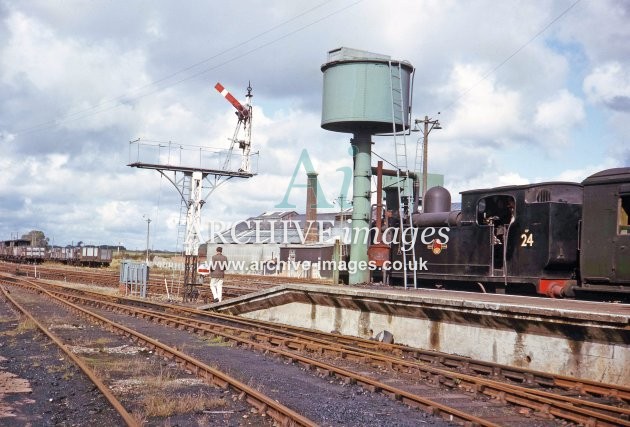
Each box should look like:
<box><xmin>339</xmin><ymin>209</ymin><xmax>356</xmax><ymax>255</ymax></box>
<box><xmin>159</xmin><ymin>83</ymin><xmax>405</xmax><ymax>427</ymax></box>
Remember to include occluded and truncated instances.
<box><xmin>201</xmin><ymin>284</ymin><xmax>630</xmax><ymax>385</ymax></box>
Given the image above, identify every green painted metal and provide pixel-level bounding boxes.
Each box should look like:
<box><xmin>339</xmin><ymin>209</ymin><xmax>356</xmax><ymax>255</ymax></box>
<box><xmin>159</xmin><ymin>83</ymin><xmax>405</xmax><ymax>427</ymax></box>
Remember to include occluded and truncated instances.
<box><xmin>349</xmin><ymin>134</ymin><xmax>372</xmax><ymax>284</ymax></box>
<box><xmin>321</xmin><ymin>47</ymin><xmax>413</xmax><ymax>135</ymax></box>
<box><xmin>382</xmin><ymin>174</ymin><xmax>445</xmax><ymax>193</ymax></box>
<box><xmin>320</xmin><ymin>47</ymin><xmax>415</xmax><ymax>285</ymax></box>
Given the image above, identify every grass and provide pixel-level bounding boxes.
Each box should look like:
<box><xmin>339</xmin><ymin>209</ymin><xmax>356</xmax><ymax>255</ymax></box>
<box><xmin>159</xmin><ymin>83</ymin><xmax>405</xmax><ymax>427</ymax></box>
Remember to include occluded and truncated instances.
<box><xmin>142</xmin><ymin>364</ymin><xmax>176</xmax><ymax>389</ymax></box>
<box><xmin>0</xmin><ymin>317</ymin><xmax>38</xmax><ymax>336</ymax></box>
<box><xmin>109</xmin><ymin>258</ymin><xmax>122</xmax><ymax>270</ymax></box>
<box><xmin>46</xmin><ymin>355</ymin><xmax>75</xmax><ymax>378</ymax></box>
<box><xmin>96</xmin><ymin>358</ymin><xmax>227</xmax><ymax>417</ymax></box>
<box><xmin>85</xmin><ymin>355</ymin><xmax>150</xmax><ymax>378</ymax></box>
<box><xmin>71</xmin><ymin>336</ymin><xmax>114</xmax><ymax>350</ymax></box>
<box><xmin>75</xmin><ymin>337</ymin><xmax>114</xmax><ymax>351</ymax></box>
<box><xmin>76</xmin><ymin>343</ymin><xmax>233</xmax><ymax>419</ymax></box>
<box><xmin>142</xmin><ymin>392</ymin><xmax>226</xmax><ymax>417</ymax></box>
<box><xmin>203</xmin><ymin>336</ymin><xmax>230</xmax><ymax>347</ymax></box>
<box><xmin>131</xmin><ymin>413</ymin><xmax>147</xmax><ymax>426</ymax></box>
<box><xmin>93</xmin><ymin>336</ymin><xmax>114</xmax><ymax>346</ymax></box>
<box><xmin>64</xmin><ymin>282</ymin><xmax>119</xmax><ymax>295</ymax></box>
<box><xmin>17</xmin><ymin>317</ymin><xmax>37</xmax><ymax>333</ymax></box>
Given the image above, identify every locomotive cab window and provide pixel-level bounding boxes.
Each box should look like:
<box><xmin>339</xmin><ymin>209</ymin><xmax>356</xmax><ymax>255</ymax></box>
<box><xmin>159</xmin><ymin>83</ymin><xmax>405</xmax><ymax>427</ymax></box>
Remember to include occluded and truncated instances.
<box><xmin>619</xmin><ymin>195</ymin><xmax>630</xmax><ymax>235</ymax></box>
<box><xmin>477</xmin><ymin>195</ymin><xmax>516</xmax><ymax>226</ymax></box>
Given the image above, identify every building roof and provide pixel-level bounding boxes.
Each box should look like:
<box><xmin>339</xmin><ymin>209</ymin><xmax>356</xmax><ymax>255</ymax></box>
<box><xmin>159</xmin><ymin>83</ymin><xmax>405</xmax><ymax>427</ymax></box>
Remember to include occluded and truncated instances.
<box><xmin>208</xmin><ymin>211</ymin><xmax>351</xmax><ymax>245</ymax></box>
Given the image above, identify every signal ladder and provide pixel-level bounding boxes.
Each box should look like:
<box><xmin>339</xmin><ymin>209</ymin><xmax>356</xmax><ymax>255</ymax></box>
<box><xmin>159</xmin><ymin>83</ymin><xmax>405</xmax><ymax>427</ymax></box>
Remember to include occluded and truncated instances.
<box><xmin>172</xmin><ymin>172</ymin><xmax>192</xmax><ymax>296</ymax></box>
<box><xmin>389</xmin><ymin>61</ymin><xmax>417</xmax><ymax>289</ymax></box>
<box><xmin>175</xmin><ymin>173</ymin><xmax>192</xmax><ymax>252</ymax></box>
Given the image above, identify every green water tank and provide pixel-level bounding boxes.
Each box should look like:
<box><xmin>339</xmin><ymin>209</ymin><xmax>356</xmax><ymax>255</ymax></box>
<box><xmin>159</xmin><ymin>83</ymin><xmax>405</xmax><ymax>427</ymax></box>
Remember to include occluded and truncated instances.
<box><xmin>321</xmin><ymin>47</ymin><xmax>414</xmax><ymax>134</ymax></box>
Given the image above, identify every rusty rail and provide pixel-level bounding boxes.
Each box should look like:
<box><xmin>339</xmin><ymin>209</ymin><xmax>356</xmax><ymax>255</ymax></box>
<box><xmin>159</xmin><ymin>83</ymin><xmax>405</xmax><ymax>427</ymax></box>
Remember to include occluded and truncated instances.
<box><xmin>27</xmin><ymin>280</ymin><xmax>630</xmax><ymax>427</ymax></box>
<box><xmin>7</xmin><ymin>275</ymin><xmax>630</xmax><ymax>426</ymax></box>
<box><xmin>5</xmin><ymin>277</ymin><xmax>501</xmax><ymax>426</ymax></box>
<box><xmin>14</xmin><ymin>272</ymin><xmax>630</xmax><ymax>404</ymax></box>
<box><xmin>125</xmin><ymin>304</ymin><xmax>630</xmax><ymax>426</ymax></box>
<box><xmin>0</xmin><ymin>286</ymin><xmax>139</xmax><ymax>427</ymax></box>
<box><xmin>1</xmin><ymin>278</ymin><xmax>316</xmax><ymax>427</ymax></box>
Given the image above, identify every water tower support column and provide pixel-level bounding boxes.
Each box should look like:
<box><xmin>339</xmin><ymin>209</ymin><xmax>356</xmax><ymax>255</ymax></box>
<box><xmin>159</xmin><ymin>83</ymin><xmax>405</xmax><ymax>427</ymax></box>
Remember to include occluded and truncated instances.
<box><xmin>349</xmin><ymin>132</ymin><xmax>372</xmax><ymax>284</ymax></box>
<box><xmin>320</xmin><ymin>47</ymin><xmax>414</xmax><ymax>284</ymax></box>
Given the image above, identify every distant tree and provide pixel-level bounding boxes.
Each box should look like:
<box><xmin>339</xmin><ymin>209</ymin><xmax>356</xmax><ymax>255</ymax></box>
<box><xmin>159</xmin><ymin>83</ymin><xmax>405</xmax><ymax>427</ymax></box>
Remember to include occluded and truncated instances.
<box><xmin>20</xmin><ymin>230</ymin><xmax>49</xmax><ymax>247</ymax></box>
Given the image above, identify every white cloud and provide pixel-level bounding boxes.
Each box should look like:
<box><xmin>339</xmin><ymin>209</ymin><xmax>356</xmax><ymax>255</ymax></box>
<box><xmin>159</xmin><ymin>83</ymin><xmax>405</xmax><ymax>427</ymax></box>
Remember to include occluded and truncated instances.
<box><xmin>533</xmin><ymin>89</ymin><xmax>585</xmax><ymax>148</ymax></box>
<box><xmin>438</xmin><ymin>63</ymin><xmax>525</xmax><ymax>144</ymax></box>
<box><xmin>534</xmin><ymin>90</ymin><xmax>585</xmax><ymax>129</ymax></box>
<box><xmin>553</xmin><ymin>163</ymin><xmax>616</xmax><ymax>183</ymax></box>
<box><xmin>557</xmin><ymin>0</ymin><xmax>630</xmax><ymax>64</ymax></box>
<box><xmin>0</xmin><ymin>0</ymin><xmax>628</xmax><ymax>250</ymax></box>
<box><xmin>447</xmin><ymin>169</ymin><xmax>531</xmax><ymax>202</ymax></box>
<box><xmin>97</xmin><ymin>201</ymin><xmax>138</xmax><ymax>231</ymax></box>
<box><xmin>145</xmin><ymin>16</ymin><xmax>163</xmax><ymax>39</ymax></box>
<box><xmin>2</xmin><ymin>12</ymin><xmax>149</xmax><ymax>97</ymax></box>
<box><xmin>583</xmin><ymin>62</ymin><xmax>630</xmax><ymax>111</ymax></box>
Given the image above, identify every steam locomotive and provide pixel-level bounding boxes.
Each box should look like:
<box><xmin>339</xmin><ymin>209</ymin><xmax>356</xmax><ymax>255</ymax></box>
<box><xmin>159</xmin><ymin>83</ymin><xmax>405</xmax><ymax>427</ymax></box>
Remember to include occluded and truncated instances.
<box><xmin>385</xmin><ymin>167</ymin><xmax>630</xmax><ymax>300</ymax></box>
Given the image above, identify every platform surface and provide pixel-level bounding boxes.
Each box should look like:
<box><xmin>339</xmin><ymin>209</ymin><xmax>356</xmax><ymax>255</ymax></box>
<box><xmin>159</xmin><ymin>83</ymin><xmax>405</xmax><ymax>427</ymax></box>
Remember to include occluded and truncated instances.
<box><xmin>204</xmin><ymin>284</ymin><xmax>630</xmax><ymax>325</ymax></box>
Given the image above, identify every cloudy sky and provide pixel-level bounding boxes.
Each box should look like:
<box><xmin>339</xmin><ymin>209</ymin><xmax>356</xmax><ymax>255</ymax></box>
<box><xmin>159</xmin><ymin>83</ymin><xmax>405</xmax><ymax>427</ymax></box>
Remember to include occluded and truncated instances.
<box><xmin>1</xmin><ymin>0</ymin><xmax>629</xmax><ymax>251</ymax></box>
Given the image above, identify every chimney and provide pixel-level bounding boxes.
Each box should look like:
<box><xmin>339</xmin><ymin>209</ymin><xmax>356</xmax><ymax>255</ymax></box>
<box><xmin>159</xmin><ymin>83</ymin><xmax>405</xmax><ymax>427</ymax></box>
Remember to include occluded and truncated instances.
<box><xmin>305</xmin><ymin>172</ymin><xmax>319</xmax><ymax>243</ymax></box>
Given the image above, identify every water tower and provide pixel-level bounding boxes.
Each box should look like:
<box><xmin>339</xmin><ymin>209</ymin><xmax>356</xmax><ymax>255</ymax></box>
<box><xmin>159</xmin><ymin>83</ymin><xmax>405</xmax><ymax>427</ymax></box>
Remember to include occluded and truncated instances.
<box><xmin>321</xmin><ymin>47</ymin><xmax>415</xmax><ymax>284</ymax></box>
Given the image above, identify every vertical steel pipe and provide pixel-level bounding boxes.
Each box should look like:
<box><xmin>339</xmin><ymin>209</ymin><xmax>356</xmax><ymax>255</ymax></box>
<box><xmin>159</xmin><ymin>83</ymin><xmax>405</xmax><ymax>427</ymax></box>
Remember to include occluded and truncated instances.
<box><xmin>349</xmin><ymin>133</ymin><xmax>372</xmax><ymax>284</ymax></box>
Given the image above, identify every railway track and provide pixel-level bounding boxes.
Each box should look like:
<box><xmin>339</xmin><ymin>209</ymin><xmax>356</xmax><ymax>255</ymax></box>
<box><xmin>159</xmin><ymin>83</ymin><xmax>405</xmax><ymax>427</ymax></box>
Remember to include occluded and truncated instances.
<box><xmin>0</xmin><ymin>261</ymin><xmax>320</xmax><ymax>300</ymax></box>
<box><xmin>5</xmin><ymin>275</ymin><xmax>629</xmax><ymax>426</ymax></box>
<box><xmin>0</xmin><ymin>285</ymin><xmax>138</xmax><ymax>426</ymax></box>
<box><xmin>2</xmin><ymin>276</ymin><xmax>490</xmax><ymax>425</ymax></box>
<box><xmin>0</xmin><ymin>278</ymin><xmax>316</xmax><ymax>426</ymax></box>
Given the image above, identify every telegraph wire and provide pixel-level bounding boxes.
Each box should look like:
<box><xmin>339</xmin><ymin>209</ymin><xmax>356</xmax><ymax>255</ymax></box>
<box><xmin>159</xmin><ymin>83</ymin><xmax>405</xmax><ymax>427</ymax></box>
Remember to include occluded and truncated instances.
<box><xmin>371</xmin><ymin>150</ymin><xmax>398</xmax><ymax>169</ymax></box>
<box><xmin>14</xmin><ymin>0</ymin><xmax>335</xmax><ymax>133</ymax></box>
<box><xmin>441</xmin><ymin>0</ymin><xmax>582</xmax><ymax>113</ymax></box>
<box><xmin>117</xmin><ymin>1</ymin><xmax>338</xmax><ymax>98</ymax></box>
<box><xmin>14</xmin><ymin>0</ymin><xmax>363</xmax><ymax>135</ymax></box>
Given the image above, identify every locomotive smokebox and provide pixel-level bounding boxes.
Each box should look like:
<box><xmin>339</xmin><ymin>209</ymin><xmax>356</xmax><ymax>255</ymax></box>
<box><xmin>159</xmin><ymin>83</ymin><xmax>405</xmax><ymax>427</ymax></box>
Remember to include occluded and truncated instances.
<box><xmin>424</xmin><ymin>186</ymin><xmax>451</xmax><ymax>213</ymax></box>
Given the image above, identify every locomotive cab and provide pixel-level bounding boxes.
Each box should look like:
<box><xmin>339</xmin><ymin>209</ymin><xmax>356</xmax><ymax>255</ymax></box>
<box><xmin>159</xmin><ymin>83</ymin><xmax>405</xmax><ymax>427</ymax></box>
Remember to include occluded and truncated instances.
<box><xmin>464</xmin><ymin>183</ymin><xmax>582</xmax><ymax>294</ymax></box>
<box><xmin>475</xmin><ymin>194</ymin><xmax>516</xmax><ymax>270</ymax></box>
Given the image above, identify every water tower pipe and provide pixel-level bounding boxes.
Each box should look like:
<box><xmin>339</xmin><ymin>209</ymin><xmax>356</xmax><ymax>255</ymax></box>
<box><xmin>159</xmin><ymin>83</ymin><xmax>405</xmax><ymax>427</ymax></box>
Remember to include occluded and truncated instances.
<box><xmin>349</xmin><ymin>133</ymin><xmax>371</xmax><ymax>284</ymax></box>
<box><xmin>375</xmin><ymin>161</ymin><xmax>383</xmax><ymax>243</ymax></box>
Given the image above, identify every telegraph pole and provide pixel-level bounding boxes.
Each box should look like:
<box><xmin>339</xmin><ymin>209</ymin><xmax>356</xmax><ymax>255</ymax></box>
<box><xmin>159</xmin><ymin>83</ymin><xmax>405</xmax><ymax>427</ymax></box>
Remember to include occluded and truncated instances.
<box><xmin>422</xmin><ymin>117</ymin><xmax>429</xmax><ymax>200</ymax></box>
<box><xmin>413</xmin><ymin>115</ymin><xmax>441</xmax><ymax>207</ymax></box>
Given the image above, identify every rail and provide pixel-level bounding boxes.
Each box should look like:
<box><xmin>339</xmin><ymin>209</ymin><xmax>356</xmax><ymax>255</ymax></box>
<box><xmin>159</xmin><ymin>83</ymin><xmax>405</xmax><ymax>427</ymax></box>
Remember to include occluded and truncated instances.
<box><xmin>0</xmin><ymin>286</ymin><xmax>139</xmax><ymax>427</ymax></box>
<box><xmin>17</xmin><ymin>278</ymin><xmax>630</xmax><ymax>426</ymax></box>
<box><xmin>1</xmin><ymin>277</ymin><xmax>316</xmax><ymax>427</ymax></box>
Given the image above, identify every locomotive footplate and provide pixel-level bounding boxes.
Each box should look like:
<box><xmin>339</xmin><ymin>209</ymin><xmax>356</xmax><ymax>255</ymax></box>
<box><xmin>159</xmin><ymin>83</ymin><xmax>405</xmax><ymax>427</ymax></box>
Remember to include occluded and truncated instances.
<box><xmin>388</xmin><ymin>271</ymin><xmax>572</xmax><ymax>296</ymax></box>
